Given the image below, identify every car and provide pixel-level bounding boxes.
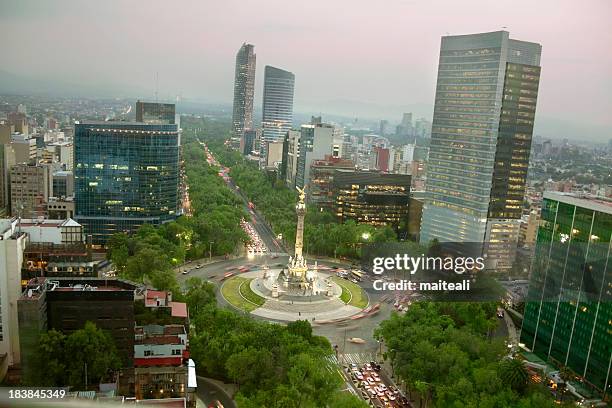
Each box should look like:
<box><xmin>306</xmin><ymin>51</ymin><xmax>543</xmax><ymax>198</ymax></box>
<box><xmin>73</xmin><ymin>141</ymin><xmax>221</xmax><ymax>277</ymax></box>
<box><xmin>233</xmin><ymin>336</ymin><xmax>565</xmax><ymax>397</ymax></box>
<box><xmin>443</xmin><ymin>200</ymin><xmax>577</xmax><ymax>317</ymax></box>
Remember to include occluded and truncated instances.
<box><xmin>181</xmin><ymin>270</ymin><xmax>189</xmax><ymax>275</ymax></box>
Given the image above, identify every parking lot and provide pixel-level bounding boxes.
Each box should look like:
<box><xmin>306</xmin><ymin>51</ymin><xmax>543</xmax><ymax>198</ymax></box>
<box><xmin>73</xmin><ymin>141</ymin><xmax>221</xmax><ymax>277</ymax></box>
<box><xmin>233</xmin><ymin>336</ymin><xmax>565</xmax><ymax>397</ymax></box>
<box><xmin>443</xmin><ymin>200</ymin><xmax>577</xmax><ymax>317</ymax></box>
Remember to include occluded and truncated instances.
<box><xmin>347</xmin><ymin>361</ymin><xmax>411</xmax><ymax>407</ymax></box>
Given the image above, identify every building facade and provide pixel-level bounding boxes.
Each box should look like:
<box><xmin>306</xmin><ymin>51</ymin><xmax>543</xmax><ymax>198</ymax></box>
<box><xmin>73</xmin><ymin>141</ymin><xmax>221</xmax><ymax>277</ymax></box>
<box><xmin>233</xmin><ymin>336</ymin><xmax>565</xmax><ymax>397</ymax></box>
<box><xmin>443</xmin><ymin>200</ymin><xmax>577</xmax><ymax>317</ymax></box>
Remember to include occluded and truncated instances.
<box><xmin>231</xmin><ymin>43</ymin><xmax>256</xmax><ymax>138</ymax></box>
<box><xmin>261</xmin><ymin>66</ymin><xmax>295</xmax><ymax>149</ymax></box>
<box><xmin>333</xmin><ymin>170</ymin><xmax>411</xmax><ymax>230</ymax></box>
<box><xmin>520</xmin><ymin>192</ymin><xmax>611</xmax><ymax>398</ymax></box>
<box><xmin>74</xmin><ymin>121</ymin><xmax>180</xmax><ymax>245</ymax></box>
<box><xmin>9</xmin><ymin>163</ymin><xmax>53</xmax><ymax>218</ymax></box>
<box><xmin>420</xmin><ymin>31</ymin><xmax>541</xmax><ymax>269</ymax></box>
<box><xmin>309</xmin><ymin>155</ymin><xmax>355</xmax><ymax>211</ymax></box>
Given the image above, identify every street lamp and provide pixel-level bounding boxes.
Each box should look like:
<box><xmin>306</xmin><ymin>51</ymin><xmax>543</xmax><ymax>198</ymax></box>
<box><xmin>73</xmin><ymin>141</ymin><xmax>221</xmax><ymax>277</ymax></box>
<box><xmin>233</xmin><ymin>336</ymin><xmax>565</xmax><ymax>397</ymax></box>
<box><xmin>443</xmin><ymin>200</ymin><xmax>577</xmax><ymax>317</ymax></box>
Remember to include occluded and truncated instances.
<box><xmin>209</xmin><ymin>241</ymin><xmax>214</xmax><ymax>262</ymax></box>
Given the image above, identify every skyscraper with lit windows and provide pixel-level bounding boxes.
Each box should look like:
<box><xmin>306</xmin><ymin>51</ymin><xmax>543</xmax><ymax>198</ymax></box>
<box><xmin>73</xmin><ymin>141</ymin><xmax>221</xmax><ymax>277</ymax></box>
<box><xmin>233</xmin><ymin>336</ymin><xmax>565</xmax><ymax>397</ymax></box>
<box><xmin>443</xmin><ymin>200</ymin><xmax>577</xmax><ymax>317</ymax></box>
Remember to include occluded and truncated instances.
<box><xmin>74</xmin><ymin>121</ymin><xmax>180</xmax><ymax>245</ymax></box>
<box><xmin>420</xmin><ymin>31</ymin><xmax>541</xmax><ymax>268</ymax></box>
<box><xmin>231</xmin><ymin>43</ymin><xmax>256</xmax><ymax>138</ymax></box>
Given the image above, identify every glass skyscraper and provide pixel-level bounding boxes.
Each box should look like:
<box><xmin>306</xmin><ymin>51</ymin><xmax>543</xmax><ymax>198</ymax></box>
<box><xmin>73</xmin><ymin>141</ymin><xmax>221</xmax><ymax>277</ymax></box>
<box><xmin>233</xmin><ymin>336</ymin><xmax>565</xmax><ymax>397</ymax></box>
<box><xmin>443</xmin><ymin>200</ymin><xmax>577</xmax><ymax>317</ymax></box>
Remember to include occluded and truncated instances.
<box><xmin>261</xmin><ymin>65</ymin><xmax>295</xmax><ymax>148</ymax></box>
<box><xmin>520</xmin><ymin>192</ymin><xmax>611</xmax><ymax>398</ymax></box>
<box><xmin>420</xmin><ymin>31</ymin><xmax>541</xmax><ymax>268</ymax></box>
<box><xmin>74</xmin><ymin>121</ymin><xmax>180</xmax><ymax>245</ymax></box>
<box><xmin>231</xmin><ymin>43</ymin><xmax>256</xmax><ymax>138</ymax></box>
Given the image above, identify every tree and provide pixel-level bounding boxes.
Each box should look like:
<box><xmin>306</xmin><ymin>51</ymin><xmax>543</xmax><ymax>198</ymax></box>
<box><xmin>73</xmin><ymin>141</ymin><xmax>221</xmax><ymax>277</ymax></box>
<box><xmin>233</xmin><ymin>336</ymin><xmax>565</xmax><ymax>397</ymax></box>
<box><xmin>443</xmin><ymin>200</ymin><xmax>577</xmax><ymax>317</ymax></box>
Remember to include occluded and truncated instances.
<box><xmin>28</xmin><ymin>329</ymin><xmax>66</xmax><ymax>386</ymax></box>
<box><xmin>498</xmin><ymin>358</ymin><xmax>529</xmax><ymax>394</ymax></box>
<box><xmin>29</xmin><ymin>323</ymin><xmax>121</xmax><ymax>389</ymax></box>
<box><xmin>64</xmin><ymin>322</ymin><xmax>122</xmax><ymax>388</ymax></box>
<box><xmin>183</xmin><ymin>277</ymin><xmax>216</xmax><ymax>316</ymax></box>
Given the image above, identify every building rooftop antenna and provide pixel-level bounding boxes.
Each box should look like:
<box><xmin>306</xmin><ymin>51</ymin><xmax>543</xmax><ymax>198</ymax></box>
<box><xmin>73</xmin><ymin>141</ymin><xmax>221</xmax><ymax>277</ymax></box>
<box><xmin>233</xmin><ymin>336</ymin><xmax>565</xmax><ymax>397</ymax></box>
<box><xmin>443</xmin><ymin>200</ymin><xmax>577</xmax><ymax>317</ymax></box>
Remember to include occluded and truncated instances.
<box><xmin>155</xmin><ymin>72</ymin><xmax>159</xmax><ymax>103</ymax></box>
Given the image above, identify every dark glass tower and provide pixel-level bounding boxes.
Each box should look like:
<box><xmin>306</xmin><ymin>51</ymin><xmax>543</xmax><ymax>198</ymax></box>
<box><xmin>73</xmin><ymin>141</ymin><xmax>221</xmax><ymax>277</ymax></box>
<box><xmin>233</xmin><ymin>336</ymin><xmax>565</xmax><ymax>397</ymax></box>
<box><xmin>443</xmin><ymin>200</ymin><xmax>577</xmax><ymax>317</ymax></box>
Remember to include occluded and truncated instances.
<box><xmin>232</xmin><ymin>43</ymin><xmax>256</xmax><ymax>138</ymax></box>
<box><xmin>74</xmin><ymin>121</ymin><xmax>180</xmax><ymax>245</ymax></box>
<box><xmin>520</xmin><ymin>192</ymin><xmax>611</xmax><ymax>398</ymax></box>
<box><xmin>420</xmin><ymin>31</ymin><xmax>541</xmax><ymax>269</ymax></box>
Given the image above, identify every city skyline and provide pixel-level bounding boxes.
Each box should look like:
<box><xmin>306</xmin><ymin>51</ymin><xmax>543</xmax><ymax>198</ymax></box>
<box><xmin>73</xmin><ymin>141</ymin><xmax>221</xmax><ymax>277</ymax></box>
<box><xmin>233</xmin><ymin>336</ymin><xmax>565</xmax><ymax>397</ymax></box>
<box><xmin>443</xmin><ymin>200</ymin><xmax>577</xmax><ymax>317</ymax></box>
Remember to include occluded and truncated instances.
<box><xmin>0</xmin><ymin>0</ymin><xmax>610</xmax><ymax>141</ymax></box>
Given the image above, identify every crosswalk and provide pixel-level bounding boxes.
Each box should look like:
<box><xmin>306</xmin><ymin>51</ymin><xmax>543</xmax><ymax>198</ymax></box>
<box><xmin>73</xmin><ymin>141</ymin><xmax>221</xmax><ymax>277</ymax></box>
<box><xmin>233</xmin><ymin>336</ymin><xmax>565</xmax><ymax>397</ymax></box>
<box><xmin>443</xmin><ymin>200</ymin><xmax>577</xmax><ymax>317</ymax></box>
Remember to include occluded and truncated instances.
<box><xmin>339</xmin><ymin>352</ymin><xmax>378</xmax><ymax>366</ymax></box>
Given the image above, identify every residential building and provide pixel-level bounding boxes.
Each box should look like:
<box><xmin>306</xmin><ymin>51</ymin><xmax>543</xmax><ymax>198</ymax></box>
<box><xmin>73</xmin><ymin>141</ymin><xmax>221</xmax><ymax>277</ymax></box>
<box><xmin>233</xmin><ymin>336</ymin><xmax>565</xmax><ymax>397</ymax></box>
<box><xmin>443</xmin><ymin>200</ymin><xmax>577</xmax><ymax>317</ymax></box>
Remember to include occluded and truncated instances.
<box><xmin>420</xmin><ymin>31</ymin><xmax>541</xmax><ymax>270</ymax></box>
<box><xmin>261</xmin><ymin>66</ymin><xmax>295</xmax><ymax>148</ymax></box>
<box><xmin>134</xmin><ymin>324</ymin><xmax>195</xmax><ymax>407</ymax></box>
<box><xmin>231</xmin><ymin>43</ymin><xmax>256</xmax><ymax>138</ymax></box>
<box><xmin>520</xmin><ymin>192</ymin><xmax>611</xmax><ymax>399</ymax></box>
<box><xmin>74</xmin><ymin>121</ymin><xmax>180</xmax><ymax>245</ymax></box>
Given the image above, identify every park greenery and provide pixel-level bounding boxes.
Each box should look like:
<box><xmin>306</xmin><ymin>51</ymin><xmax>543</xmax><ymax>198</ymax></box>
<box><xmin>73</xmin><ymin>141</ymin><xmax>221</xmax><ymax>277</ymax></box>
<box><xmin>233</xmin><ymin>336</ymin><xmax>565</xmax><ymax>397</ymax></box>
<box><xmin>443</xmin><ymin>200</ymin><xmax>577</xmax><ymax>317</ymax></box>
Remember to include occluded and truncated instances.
<box><xmin>375</xmin><ymin>302</ymin><xmax>573</xmax><ymax>407</ymax></box>
<box><xmin>27</xmin><ymin>322</ymin><xmax>121</xmax><ymax>388</ymax></box>
<box><xmin>188</xmin><ymin>294</ymin><xmax>368</xmax><ymax>408</ymax></box>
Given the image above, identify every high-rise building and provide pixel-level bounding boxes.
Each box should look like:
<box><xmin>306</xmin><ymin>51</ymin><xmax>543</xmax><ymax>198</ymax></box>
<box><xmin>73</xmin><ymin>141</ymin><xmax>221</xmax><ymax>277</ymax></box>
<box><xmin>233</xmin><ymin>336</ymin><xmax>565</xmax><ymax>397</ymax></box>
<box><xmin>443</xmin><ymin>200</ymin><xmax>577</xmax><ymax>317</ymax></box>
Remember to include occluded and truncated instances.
<box><xmin>74</xmin><ymin>121</ymin><xmax>180</xmax><ymax>245</ymax></box>
<box><xmin>0</xmin><ymin>144</ymin><xmax>16</xmax><ymax>216</ymax></box>
<box><xmin>261</xmin><ymin>66</ymin><xmax>295</xmax><ymax>148</ymax></box>
<box><xmin>295</xmin><ymin>123</ymin><xmax>334</xmax><ymax>189</ymax></box>
<box><xmin>135</xmin><ymin>101</ymin><xmax>176</xmax><ymax>125</ymax></box>
<box><xmin>231</xmin><ymin>43</ymin><xmax>256</xmax><ymax>138</ymax></box>
<box><xmin>282</xmin><ymin>130</ymin><xmax>301</xmax><ymax>188</ymax></box>
<box><xmin>420</xmin><ymin>31</ymin><xmax>541</xmax><ymax>269</ymax></box>
<box><xmin>520</xmin><ymin>192</ymin><xmax>611</xmax><ymax>398</ymax></box>
<box><xmin>0</xmin><ymin>218</ymin><xmax>28</xmax><ymax>380</ymax></box>
<box><xmin>9</xmin><ymin>163</ymin><xmax>53</xmax><ymax>218</ymax></box>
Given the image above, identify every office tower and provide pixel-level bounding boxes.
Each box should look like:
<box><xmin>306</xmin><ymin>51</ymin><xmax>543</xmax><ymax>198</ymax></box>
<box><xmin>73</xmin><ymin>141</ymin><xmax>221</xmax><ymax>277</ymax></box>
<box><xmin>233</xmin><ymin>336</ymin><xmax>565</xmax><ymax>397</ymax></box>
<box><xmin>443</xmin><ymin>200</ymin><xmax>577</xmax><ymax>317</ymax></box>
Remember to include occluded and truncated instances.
<box><xmin>520</xmin><ymin>192</ymin><xmax>611</xmax><ymax>398</ymax></box>
<box><xmin>74</xmin><ymin>121</ymin><xmax>180</xmax><ymax>245</ymax></box>
<box><xmin>135</xmin><ymin>101</ymin><xmax>176</xmax><ymax>125</ymax></box>
<box><xmin>309</xmin><ymin>155</ymin><xmax>355</xmax><ymax>211</ymax></box>
<box><xmin>261</xmin><ymin>66</ymin><xmax>295</xmax><ymax>148</ymax></box>
<box><xmin>333</xmin><ymin>170</ymin><xmax>411</xmax><ymax>230</ymax></box>
<box><xmin>379</xmin><ymin>120</ymin><xmax>389</xmax><ymax>136</ymax></box>
<box><xmin>295</xmin><ymin>123</ymin><xmax>334</xmax><ymax>189</ymax></box>
<box><xmin>242</xmin><ymin>129</ymin><xmax>257</xmax><ymax>155</ymax></box>
<box><xmin>420</xmin><ymin>31</ymin><xmax>541</xmax><ymax>269</ymax></box>
<box><xmin>9</xmin><ymin>163</ymin><xmax>53</xmax><ymax>218</ymax></box>
<box><xmin>231</xmin><ymin>43</ymin><xmax>256</xmax><ymax>138</ymax></box>
<box><xmin>282</xmin><ymin>130</ymin><xmax>301</xmax><ymax>188</ymax></box>
<box><xmin>414</xmin><ymin>118</ymin><xmax>431</xmax><ymax>138</ymax></box>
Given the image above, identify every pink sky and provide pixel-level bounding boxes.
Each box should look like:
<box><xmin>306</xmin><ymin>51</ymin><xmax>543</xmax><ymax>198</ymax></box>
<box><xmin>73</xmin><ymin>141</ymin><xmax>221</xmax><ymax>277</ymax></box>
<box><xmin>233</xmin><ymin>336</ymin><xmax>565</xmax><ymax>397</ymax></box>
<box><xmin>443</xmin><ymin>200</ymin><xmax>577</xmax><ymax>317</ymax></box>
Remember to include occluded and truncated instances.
<box><xmin>0</xmin><ymin>0</ymin><xmax>610</xmax><ymax>137</ymax></box>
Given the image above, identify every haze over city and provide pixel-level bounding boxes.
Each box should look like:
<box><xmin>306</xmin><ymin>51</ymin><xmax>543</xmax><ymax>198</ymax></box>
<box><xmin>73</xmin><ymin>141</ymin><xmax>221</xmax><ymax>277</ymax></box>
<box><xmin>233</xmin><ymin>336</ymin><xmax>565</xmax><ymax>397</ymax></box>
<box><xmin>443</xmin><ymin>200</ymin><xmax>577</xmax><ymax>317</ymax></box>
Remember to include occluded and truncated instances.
<box><xmin>0</xmin><ymin>0</ymin><xmax>610</xmax><ymax>140</ymax></box>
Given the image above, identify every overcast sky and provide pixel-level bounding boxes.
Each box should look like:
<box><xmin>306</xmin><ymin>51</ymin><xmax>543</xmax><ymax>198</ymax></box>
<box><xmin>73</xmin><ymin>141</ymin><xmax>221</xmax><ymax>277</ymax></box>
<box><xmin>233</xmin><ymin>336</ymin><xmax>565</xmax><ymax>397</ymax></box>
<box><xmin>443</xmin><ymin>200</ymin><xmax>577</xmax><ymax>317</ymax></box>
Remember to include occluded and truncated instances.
<box><xmin>0</xmin><ymin>0</ymin><xmax>611</xmax><ymax>138</ymax></box>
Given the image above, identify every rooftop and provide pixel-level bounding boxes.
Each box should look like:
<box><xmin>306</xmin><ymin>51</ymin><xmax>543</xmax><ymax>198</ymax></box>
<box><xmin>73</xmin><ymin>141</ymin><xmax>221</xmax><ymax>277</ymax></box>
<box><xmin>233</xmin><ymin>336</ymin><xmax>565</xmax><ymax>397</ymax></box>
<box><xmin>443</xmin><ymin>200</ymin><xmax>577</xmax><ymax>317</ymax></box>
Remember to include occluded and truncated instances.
<box><xmin>544</xmin><ymin>191</ymin><xmax>612</xmax><ymax>214</ymax></box>
<box><xmin>135</xmin><ymin>335</ymin><xmax>181</xmax><ymax>345</ymax></box>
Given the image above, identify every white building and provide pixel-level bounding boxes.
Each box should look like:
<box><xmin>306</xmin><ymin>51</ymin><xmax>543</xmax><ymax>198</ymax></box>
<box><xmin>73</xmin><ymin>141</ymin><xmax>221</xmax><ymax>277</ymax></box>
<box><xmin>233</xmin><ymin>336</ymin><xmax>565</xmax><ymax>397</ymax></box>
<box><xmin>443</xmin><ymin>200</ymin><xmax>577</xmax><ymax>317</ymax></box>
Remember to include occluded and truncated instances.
<box><xmin>0</xmin><ymin>219</ymin><xmax>28</xmax><ymax>380</ymax></box>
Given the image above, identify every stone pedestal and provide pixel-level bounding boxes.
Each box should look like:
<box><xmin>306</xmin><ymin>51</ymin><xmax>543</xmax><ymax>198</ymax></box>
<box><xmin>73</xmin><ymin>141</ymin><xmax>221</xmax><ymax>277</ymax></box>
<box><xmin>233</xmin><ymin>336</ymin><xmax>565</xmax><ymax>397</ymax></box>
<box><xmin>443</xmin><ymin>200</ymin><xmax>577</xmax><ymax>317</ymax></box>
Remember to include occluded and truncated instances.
<box><xmin>272</xmin><ymin>282</ymin><xmax>279</xmax><ymax>298</ymax></box>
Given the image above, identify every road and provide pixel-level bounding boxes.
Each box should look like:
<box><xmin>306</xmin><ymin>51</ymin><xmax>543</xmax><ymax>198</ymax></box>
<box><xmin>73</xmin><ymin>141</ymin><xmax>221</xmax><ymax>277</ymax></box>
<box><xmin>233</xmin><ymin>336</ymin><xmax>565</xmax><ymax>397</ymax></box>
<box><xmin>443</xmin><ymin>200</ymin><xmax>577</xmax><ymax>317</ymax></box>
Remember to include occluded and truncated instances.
<box><xmin>196</xmin><ymin>376</ymin><xmax>237</xmax><ymax>408</ymax></box>
<box><xmin>202</xmin><ymin>143</ymin><xmax>285</xmax><ymax>255</ymax></box>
